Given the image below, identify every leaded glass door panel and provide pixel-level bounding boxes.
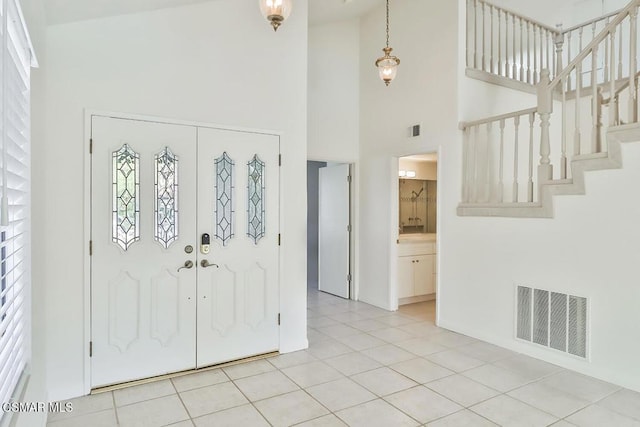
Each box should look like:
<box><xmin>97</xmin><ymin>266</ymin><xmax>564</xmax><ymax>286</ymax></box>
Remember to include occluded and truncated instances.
<box><xmin>196</xmin><ymin>127</ymin><xmax>280</xmax><ymax>368</ymax></box>
<box><xmin>91</xmin><ymin>117</ymin><xmax>198</xmax><ymax>388</ymax></box>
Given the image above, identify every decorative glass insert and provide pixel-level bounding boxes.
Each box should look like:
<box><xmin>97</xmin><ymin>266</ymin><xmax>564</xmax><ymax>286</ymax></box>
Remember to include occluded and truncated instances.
<box><xmin>214</xmin><ymin>152</ymin><xmax>234</xmax><ymax>246</ymax></box>
<box><xmin>247</xmin><ymin>154</ymin><xmax>266</xmax><ymax>244</ymax></box>
<box><xmin>154</xmin><ymin>147</ymin><xmax>179</xmax><ymax>249</ymax></box>
<box><xmin>112</xmin><ymin>143</ymin><xmax>140</xmax><ymax>250</ymax></box>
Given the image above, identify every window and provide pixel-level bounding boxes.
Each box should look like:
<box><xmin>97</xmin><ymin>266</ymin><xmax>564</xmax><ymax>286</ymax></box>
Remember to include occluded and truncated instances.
<box><xmin>0</xmin><ymin>0</ymin><xmax>35</xmax><ymax>420</ymax></box>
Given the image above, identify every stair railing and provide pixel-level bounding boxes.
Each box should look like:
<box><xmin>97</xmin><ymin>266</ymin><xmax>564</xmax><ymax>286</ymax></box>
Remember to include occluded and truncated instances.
<box><xmin>466</xmin><ymin>0</ymin><xmax>561</xmax><ymax>84</ymax></box>
<box><xmin>467</xmin><ymin>0</ymin><xmax>632</xmax><ymax>89</ymax></box>
<box><xmin>461</xmin><ymin>0</ymin><xmax>640</xmax><ymax>208</ymax></box>
<box><xmin>540</xmin><ymin>0</ymin><xmax>640</xmax><ymax>182</ymax></box>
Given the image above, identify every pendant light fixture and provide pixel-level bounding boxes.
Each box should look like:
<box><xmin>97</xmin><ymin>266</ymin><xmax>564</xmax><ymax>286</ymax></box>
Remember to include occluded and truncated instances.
<box><xmin>375</xmin><ymin>0</ymin><xmax>400</xmax><ymax>86</ymax></box>
<box><xmin>260</xmin><ymin>0</ymin><xmax>292</xmax><ymax>32</ymax></box>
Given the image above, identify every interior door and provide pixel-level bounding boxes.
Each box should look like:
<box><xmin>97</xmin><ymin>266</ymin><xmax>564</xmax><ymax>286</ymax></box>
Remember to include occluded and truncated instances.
<box><xmin>91</xmin><ymin>117</ymin><xmax>198</xmax><ymax>387</ymax></box>
<box><xmin>195</xmin><ymin>127</ymin><xmax>280</xmax><ymax>368</ymax></box>
<box><xmin>318</xmin><ymin>164</ymin><xmax>350</xmax><ymax>298</ymax></box>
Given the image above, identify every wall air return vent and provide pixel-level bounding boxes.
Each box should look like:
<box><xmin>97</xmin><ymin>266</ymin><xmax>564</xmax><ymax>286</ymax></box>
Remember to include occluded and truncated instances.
<box><xmin>516</xmin><ymin>286</ymin><xmax>588</xmax><ymax>359</ymax></box>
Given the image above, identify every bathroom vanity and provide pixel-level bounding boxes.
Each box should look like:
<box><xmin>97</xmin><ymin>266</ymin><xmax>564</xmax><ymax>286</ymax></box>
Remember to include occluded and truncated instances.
<box><xmin>397</xmin><ymin>234</ymin><xmax>437</xmax><ymax>305</ymax></box>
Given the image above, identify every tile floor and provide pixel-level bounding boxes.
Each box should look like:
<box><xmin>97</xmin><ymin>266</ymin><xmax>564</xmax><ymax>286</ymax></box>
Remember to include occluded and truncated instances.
<box><xmin>47</xmin><ymin>290</ymin><xmax>640</xmax><ymax>426</ymax></box>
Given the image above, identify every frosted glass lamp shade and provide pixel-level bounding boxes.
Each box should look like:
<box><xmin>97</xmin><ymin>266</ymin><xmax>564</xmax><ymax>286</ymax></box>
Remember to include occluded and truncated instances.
<box><xmin>375</xmin><ymin>47</ymin><xmax>400</xmax><ymax>86</ymax></box>
<box><xmin>260</xmin><ymin>0</ymin><xmax>293</xmax><ymax>31</ymax></box>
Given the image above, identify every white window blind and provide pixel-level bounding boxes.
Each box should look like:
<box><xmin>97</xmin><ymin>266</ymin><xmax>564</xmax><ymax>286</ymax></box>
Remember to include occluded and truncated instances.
<box><xmin>0</xmin><ymin>0</ymin><xmax>32</xmax><ymax>418</ymax></box>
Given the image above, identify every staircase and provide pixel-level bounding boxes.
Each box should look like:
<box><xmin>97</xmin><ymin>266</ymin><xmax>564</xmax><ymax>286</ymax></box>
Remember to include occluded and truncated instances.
<box><xmin>460</xmin><ymin>0</ymin><xmax>640</xmax><ymax>218</ymax></box>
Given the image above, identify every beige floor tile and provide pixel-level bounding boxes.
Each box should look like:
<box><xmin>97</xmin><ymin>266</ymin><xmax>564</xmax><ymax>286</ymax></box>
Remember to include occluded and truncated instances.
<box><xmin>538</xmin><ymin>370</ymin><xmax>620</xmax><ymax>402</ymax></box>
<box><xmin>426</xmin><ymin>409</ymin><xmax>498</xmax><ymax>426</ymax></box>
<box><xmin>180</xmin><ymin>382</ymin><xmax>248</xmax><ymax>418</ymax></box>
<box><xmin>455</xmin><ymin>341</ymin><xmax>517</xmax><ymax>363</ymax></box>
<box><xmin>171</xmin><ymin>369</ymin><xmax>229</xmax><ymax>392</ymax></box>
<box><xmin>316</xmin><ymin>324</ymin><xmax>362</xmax><ymax>339</ymax></box>
<box><xmin>307</xmin><ymin>339</ymin><xmax>353</xmax><ymax>359</ymax></box>
<box><xmin>395</xmin><ymin>337</ymin><xmax>448</xmax><ymax>356</ymax></box>
<box><xmin>113</xmin><ymin>379</ymin><xmax>176</xmax><ymax>406</ymax></box>
<box><xmin>508</xmin><ymin>382</ymin><xmax>590</xmax><ymax>418</ymax></box>
<box><xmin>549</xmin><ymin>422</ymin><xmax>578</xmax><ymax>427</ymax></box>
<box><xmin>328</xmin><ymin>312</ymin><xmax>369</xmax><ymax>323</ymax></box>
<box><xmin>351</xmin><ymin>367</ymin><xmax>418</xmax><ymax>396</ymax></box>
<box><xmin>368</xmin><ymin>327</ymin><xmax>415</xmax><ymax>343</ymax></box>
<box><xmin>47</xmin><ymin>409</ymin><xmax>117</xmax><ymax>427</ymax></box>
<box><xmin>390</xmin><ymin>357</ymin><xmax>454</xmax><ymax>384</ymax></box>
<box><xmin>385</xmin><ymin>386</ymin><xmax>462</xmax><ymax>423</ymax></box>
<box><xmin>426</xmin><ymin>349</ymin><xmax>485</xmax><ymax>372</ymax></box>
<box><xmin>428</xmin><ymin>331</ymin><xmax>478</xmax><ymax>348</ymax></box>
<box><xmin>166</xmin><ymin>421</ymin><xmax>195</xmax><ymax>427</ymax></box>
<box><xmin>307</xmin><ymin>316</ymin><xmax>340</xmax><ymax>328</ymax></box>
<box><xmin>192</xmin><ymin>404</ymin><xmax>269</xmax><ymax>427</ymax></box>
<box><xmin>47</xmin><ymin>393</ymin><xmax>114</xmax><ymax>422</ymax></box>
<box><xmin>597</xmin><ymin>389</ymin><xmax>640</xmax><ymax>420</ymax></box>
<box><xmin>335</xmin><ymin>399</ymin><xmax>419</xmax><ymax>427</ymax></box>
<box><xmin>268</xmin><ymin>350</ymin><xmax>318</xmax><ymax>369</ymax></box>
<box><xmin>494</xmin><ymin>355</ymin><xmax>563</xmax><ymax>381</ymax></box>
<box><xmin>398</xmin><ymin>322</ymin><xmax>444</xmax><ymax>338</ymax></box>
<box><xmin>463</xmin><ymin>364</ymin><xmax>533</xmax><ymax>392</ymax></box>
<box><xmin>282</xmin><ymin>361</ymin><xmax>344</xmax><ymax>388</ymax></box>
<box><xmin>470</xmin><ymin>395</ymin><xmax>558</xmax><ymax>427</ymax></box>
<box><xmin>116</xmin><ymin>395</ymin><xmax>189</xmax><ymax>427</ymax></box>
<box><xmin>566</xmin><ymin>404</ymin><xmax>640</xmax><ymax>427</ymax></box>
<box><xmin>334</xmin><ymin>332</ymin><xmax>386</xmax><ymax>351</ymax></box>
<box><xmin>348</xmin><ymin>318</ymin><xmax>389</xmax><ymax>332</ymax></box>
<box><xmin>254</xmin><ymin>390</ymin><xmax>329</xmax><ymax>427</ymax></box>
<box><xmin>426</xmin><ymin>374</ymin><xmax>500</xmax><ymax>407</ymax></box>
<box><xmin>306</xmin><ymin>378</ymin><xmax>376</xmax><ymax>412</ymax></box>
<box><xmin>222</xmin><ymin>359</ymin><xmax>276</xmax><ymax>380</ymax></box>
<box><xmin>323</xmin><ymin>352</ymin><xmax>382</xmax><ymax>376</ymax></box>
<box><xmin>294</xmin><ymin>414</ymin><xmax>349</xmax><ymax>426</ymax></box>
<box><xmin>361</xmin><ymin>344</ymin><xmax>416</xmax><ymax>365</ymax></box>
<box><xmin>375</xmin><ymin>315</ymin><xmax>419</xmax><ymax>327</ymax></box>
<box><xmin>308</xmin><ymin>329</ymin><xmax>332</xmax><ymax>344</ymax></box>
<box><xmin>234</xmin><ymin>370</ymin><xmax>299</xmax><ymax>401</ymax></box>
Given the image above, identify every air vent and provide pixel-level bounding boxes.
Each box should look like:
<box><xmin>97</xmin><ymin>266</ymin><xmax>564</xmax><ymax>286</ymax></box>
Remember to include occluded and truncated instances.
<box><xmin>516</xmin><ymin>286</ymin><xmax>588</xmax><ymax>358</ymax></box>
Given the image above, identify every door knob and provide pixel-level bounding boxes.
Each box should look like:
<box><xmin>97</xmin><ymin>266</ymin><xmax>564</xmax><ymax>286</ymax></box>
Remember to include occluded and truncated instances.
<box><xmin>177</xmin><ymin>260</ymin><xmax>194</xmax><ymax>272</ymax></box>
<box><xmin>201</xmin><ymin>259</ymin><xmax>219</xmax><ymax>269</ymax></box>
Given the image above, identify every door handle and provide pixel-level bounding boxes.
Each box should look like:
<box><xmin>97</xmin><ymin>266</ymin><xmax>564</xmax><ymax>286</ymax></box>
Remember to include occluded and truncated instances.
<box><xmin>177</xmin><ymin>260</ymin><xmax>194</xmax><ymax>272</ymax></box>
<box><xmin>201</xmin><ymin>259</ymin><xmax>219</xmax><ymax>269</ymax></box>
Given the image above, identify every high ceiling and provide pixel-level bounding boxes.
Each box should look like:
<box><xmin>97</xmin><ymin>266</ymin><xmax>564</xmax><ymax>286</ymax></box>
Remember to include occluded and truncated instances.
<box><xmin>44</xmin><ymin>0</ymin><xmax>384</xmax><ymax>26</ymax></box>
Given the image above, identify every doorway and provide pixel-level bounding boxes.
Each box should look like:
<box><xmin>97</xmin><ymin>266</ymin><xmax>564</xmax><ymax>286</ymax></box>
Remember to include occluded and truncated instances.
<box><xmin>306</xmin><ymin>161</ymin><xmax>353</xmax><ymax>299</ymax></box>
<box><xmin>90</xmin><ymin>115</ymin><xmax>280</xmax><ymax>388</ymax></box>
<box><xmin>396</xmin><ymin>153</ymin><xmax>438</xmax><ymax>322</ymax></box>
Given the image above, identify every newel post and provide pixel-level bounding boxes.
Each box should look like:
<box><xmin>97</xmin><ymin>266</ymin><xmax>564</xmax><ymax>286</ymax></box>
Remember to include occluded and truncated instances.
<box><xmin>554</xmin><ymin>24</ymin><xmax>564</xmax><ymax>78</ymax></box>
<box><xmin>537</xmin><ymin>69</ymin><xmax>553</xmax><ymax>182</ymax></box>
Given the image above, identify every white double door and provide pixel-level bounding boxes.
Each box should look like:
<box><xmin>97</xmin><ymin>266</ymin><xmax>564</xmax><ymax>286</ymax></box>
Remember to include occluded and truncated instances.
<box><xmin>91</xmin><ymin>116</ymin><xmax>280</xmax><ymax>388</ymax></box>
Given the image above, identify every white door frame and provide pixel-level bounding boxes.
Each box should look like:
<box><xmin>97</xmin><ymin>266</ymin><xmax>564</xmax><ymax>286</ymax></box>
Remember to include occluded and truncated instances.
<box><xmin>83</xmin><ymin>109</ymin><xmax>283</xmax><ymax>394</ymax></box>
<box><xmin>307</xmin><ymin>158</ymin><xmax>359</xmax><ymax>301</ymax></box>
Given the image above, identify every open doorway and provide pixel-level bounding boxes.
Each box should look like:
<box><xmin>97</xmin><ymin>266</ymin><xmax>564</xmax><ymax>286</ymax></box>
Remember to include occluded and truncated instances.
<box><xmin>307</xmin><ymin>161</ymin><xmax>353</xmax><ymax>298</ymax></box>
<box><xmin>396</xmin><ymin>153</ymin><xmax>438</xmax><ymax>323</ymax></box>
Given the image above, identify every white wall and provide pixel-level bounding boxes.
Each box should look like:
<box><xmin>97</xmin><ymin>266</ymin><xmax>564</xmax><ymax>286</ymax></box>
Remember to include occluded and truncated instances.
<box><xmin>40</xmin><ymin>0</ymin><xmax>308</xmax><ymax>400</ymax></box>
<box><xmin>358</xmin><ymin>0</ymin><xmax>640</xmax><ymax>392</ymax></box>
<box><xmin>308</xmin><ymin>19</ymin><xmax>359</xmax><ymax>162</ymax></box>
<box><xmin>358</xmin><ymin>0</ymin><xmax>458</xmax><ymax>310</ymax></box>
<box><xmin>444</xmin><ymin>0</ymin><xmax>640</xmax><ymax>392</ymax></box>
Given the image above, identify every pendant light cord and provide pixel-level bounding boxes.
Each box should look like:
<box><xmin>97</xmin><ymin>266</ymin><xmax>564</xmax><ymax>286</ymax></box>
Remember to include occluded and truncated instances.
<box><xmin>386</xmin><ymin>0</ymin><xmax>390</xmax><ymax>48</ymax></box>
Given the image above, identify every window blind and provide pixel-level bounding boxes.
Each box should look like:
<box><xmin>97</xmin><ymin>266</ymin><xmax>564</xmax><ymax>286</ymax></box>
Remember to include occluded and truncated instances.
<box><xmin>0</xmin><ymin>0</ymin><xmax>32</xmax><ymax>419</ymax></box>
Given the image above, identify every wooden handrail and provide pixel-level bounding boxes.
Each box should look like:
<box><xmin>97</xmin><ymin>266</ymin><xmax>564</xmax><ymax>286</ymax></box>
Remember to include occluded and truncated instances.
<box><xmin>562</xmin><ymin>8</ymin><xmax>623</xmax><ymax>33</ymax></box>
<box><xmin>459</xmin><ymin>107</ymin><xmax>537</xmax><ymax>130</ymax></box>
<box><xmin>476</xmin><ymin>0</ymin><xmax>561</xmax><ymax>34</ymax></box>
<box><xmin>549</xmin><ymin>0</ymin><xmax>640</xmax><ymax>90</ymax></box>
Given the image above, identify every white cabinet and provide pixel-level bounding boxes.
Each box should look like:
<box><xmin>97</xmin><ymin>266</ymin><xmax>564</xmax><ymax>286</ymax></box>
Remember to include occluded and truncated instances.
<box><xmin>397</xmin><ymin>240</ymin><xmax>436</xmax><ymax>303</ymax></box>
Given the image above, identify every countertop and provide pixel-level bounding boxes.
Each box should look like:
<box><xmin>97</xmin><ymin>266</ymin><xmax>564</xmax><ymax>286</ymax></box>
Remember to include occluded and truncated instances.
<box><xmin>398</xmin><ymin>233</ymin><xmax>436</xmax><ymax>243</ymax></box>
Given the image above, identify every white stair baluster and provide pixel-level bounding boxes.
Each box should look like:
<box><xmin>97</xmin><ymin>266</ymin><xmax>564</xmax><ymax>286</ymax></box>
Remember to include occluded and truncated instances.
<box><xmin>528</xmin><ymin>112</ymin><xmax>535</xmax><ymax>202</ymax></box>
<box><xmin>513</xmin><ymin>115</ymin><xmax>520</xmax><ymax>202</ymax></box>
<box><xmin>499</xmin><ymin>119</ymin><xmax>505</xmax><ymax>203</ymax></box>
